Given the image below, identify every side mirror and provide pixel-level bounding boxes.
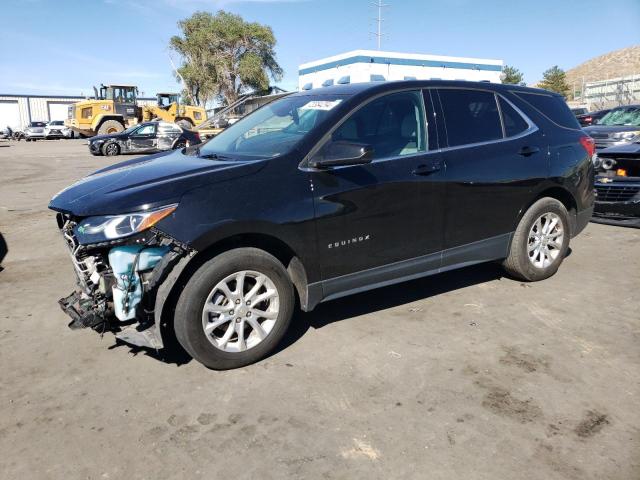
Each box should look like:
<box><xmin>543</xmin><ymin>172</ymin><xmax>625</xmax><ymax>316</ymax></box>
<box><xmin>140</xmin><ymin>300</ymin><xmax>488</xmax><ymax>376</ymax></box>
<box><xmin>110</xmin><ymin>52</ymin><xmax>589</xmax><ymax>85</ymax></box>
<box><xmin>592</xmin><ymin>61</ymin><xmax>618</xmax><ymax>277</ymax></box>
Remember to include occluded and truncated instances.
<box><xmin>309</xmin><ymin>141</ymin><xmax>374</xmax><ymax>169</ymax></box>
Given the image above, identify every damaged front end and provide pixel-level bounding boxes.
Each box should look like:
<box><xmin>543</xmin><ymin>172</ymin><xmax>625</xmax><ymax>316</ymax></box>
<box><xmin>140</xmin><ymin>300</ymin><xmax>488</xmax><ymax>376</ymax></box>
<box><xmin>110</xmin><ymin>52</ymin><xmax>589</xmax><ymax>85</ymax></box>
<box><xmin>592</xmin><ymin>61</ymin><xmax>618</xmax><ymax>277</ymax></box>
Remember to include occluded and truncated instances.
<box><xmin>55</xmin><ymin>210</ymin><xmax>192</xmax><ymax>349</ymax></box>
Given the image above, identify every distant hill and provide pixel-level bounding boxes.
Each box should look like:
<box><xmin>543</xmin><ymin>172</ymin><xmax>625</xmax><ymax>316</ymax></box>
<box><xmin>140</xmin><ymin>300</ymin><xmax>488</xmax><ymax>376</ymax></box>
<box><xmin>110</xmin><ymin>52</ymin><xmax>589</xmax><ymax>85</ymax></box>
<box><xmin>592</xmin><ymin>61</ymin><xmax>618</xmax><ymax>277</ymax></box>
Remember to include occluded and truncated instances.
<box><xmin>565</xmin><ymin>45</ymin><xmax>640</xmax><ymax>89</ymax></box>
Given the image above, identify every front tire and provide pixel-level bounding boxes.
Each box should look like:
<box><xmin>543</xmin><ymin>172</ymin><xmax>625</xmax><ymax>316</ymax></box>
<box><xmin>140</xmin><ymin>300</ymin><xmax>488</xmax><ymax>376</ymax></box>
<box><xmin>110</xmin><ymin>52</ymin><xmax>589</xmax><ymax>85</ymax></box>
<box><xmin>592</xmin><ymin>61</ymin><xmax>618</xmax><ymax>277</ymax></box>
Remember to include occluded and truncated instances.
<box><xmin>174</xmin><ymin>248</ymin><xmax>295</xmax><ymax>370</ymax></box>
<box><xmin>102</xmin><ymin>142</ymin><xmax>120</xmax><ymax>156</ymax></box>
<box><xmin>503</xmin><ymin>197</ymin><xmax>570</xmax><ymax>281</ymax></box>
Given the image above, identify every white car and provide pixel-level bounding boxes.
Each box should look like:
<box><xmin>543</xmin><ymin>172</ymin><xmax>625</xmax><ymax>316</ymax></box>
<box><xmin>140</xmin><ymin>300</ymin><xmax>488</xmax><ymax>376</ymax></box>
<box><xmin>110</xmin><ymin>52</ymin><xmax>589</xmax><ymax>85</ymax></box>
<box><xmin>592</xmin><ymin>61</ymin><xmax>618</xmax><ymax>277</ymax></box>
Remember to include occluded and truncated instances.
<box><xmin>44</xmin><ymin>120</ymin><xmax>74</xmax><ymax>139</ymax></box>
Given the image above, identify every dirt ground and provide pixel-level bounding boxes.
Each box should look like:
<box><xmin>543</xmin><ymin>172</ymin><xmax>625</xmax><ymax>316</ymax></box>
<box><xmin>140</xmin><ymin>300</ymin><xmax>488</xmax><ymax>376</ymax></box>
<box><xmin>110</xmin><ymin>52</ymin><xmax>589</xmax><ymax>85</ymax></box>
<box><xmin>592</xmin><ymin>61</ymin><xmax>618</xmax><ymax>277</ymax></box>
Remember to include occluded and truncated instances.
<box><xmin>0</xmin><ymin>139</ymin><xmax>639</xmax><ymax>480</ymax></box>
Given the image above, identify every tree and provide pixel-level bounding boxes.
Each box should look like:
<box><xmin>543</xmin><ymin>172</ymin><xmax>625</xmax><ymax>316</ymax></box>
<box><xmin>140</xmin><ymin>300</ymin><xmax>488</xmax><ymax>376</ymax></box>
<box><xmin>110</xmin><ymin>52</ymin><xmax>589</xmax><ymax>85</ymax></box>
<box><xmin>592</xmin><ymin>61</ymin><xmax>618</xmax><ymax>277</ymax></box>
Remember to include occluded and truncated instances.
<box><xmin>537</xmin><ymin>66</ymin><xmax>570</xmax><ymax>98</ymax></box>
<box><xmin>170</xmin><ymin>11</ymin><xmax>283</xmax><ymax>107</ymax></box>
<box><xmin>501</xmin><ymin>65</ymin><xmax>525</xmax><ymax>86</ymax></box>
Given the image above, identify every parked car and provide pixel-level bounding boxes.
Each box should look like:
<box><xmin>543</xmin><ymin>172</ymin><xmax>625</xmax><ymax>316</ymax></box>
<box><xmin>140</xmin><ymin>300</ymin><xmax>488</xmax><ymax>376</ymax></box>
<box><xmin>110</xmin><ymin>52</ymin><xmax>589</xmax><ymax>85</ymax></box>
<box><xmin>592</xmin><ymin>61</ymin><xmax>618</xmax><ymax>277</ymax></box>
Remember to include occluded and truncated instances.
<box><xmin>24</xmin><ymin>121</ymin><xmax>47</xmax><ymax>141</ymax></box>
<box><xmin>49</xmin><ymin>80</ymin><xmax>595</xmax><ymax>370</ymax></box>
<box><xmin>592</xmin><ymin>142</ymin><xmax>640</xmax><ymax>227</ymax></box>
<box><xmin>88</xmin><ymin>121</ymin><xmax>201</xmax><ymax>156</ymax></box>
<box><xmin>583</xmin><ymin>104</ymin><xmax>640</xmax><ymax>150</ymax></box>
<box><xmin>44</xmin><ymin>120</ymin><xmax>73</xmax><ymax>139</ymax></box>
<box><xmin>576</xmin><ymin>109</ymin><xmax>611</xmax><ymax>127</ymax></box>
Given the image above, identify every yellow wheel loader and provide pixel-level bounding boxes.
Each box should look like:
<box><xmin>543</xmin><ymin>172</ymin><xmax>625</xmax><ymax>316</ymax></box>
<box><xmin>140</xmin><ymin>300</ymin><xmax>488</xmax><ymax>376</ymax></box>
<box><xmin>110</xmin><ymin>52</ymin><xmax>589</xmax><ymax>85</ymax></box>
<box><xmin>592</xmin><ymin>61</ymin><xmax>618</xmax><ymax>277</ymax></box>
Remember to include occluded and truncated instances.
<box><xmin>65</xmin><ymin>85</ymin><xmax>207</xmax><ymax>137</ymax></box>
<box><xmin>142</xmin><ymin>93</ymin><xmax>207</xmax><ymax>129</ymax></box>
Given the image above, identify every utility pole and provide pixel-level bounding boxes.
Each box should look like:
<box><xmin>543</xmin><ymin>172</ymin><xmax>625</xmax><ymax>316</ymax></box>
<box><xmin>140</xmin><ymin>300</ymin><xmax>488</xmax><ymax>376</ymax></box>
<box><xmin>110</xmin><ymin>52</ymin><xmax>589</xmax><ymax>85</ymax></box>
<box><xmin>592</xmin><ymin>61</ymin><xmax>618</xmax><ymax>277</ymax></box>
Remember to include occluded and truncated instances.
<box><xmin>371</xmin><ymin>1</ymin><xmax>389</xmax><ymax>50</ymax></box>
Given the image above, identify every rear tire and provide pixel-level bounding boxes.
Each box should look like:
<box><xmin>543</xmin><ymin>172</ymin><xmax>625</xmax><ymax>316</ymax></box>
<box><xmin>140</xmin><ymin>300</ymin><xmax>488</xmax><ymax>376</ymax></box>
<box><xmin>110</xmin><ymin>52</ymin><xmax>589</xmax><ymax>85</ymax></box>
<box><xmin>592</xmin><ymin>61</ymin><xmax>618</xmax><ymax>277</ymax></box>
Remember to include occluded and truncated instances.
<box><xmin>98</xmin><ymin>120</ymin><xmax>124</xmax><ymax>135</ymax></box>
<box><xmin>174</xmin><ymin>248</ymin><xmax>295</xmax><ymax>370</ymax></box>
<box><xmin>503</xmin><ymin>197</ymin><xmax>570</xmax><ymax>281</ymax></box>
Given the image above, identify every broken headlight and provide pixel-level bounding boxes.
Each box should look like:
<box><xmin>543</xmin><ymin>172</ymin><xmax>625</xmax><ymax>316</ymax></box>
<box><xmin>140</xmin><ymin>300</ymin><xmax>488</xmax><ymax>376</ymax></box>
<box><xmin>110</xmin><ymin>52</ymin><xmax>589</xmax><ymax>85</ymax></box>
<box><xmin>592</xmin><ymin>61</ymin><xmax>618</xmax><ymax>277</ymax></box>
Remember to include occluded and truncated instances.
<box><xmin>75</xmin><ymin>204</ymin><xmax>177</xmax><ymax>244</ymax></box>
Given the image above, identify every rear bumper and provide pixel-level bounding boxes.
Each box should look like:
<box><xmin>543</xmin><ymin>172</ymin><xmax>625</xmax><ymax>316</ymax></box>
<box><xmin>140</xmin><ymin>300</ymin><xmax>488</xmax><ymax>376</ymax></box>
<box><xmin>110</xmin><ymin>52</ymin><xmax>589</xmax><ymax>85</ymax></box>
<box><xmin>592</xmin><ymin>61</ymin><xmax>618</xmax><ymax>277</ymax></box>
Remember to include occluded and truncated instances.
<box><xmin>573</xmin><ymin>205</ymin><xmax>594</xmax><ymax>237</ymax></box>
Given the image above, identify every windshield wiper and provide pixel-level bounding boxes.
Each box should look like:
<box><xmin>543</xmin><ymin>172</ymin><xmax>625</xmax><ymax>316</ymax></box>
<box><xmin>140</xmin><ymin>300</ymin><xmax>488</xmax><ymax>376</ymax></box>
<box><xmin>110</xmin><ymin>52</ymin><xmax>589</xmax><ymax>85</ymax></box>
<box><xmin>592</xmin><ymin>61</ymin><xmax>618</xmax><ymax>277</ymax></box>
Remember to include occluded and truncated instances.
<box><xmin>196</xmin><ymin>148</ymin><xmax>233</xmax><ymax>160</ymax></box>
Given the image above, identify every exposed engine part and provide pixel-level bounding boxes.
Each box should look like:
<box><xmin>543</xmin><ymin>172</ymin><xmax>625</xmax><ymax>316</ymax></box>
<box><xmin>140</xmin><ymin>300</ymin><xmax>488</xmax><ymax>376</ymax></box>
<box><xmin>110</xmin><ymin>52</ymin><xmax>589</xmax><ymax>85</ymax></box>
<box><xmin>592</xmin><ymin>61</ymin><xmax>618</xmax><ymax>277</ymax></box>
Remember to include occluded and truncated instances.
<box><xmin>109</xmin><ymin>245</ymin><xmax>170</xmax><ymax>321</ymax></box>
<box><xmin>59</xmin><ymin>290</ymin><xmax>109</xmax><ymax>330</ymax></box>
<box><xmin>59</xmin><ymin>215</ymin><xmax>104</xmax><ymax>293</ymax></box>
<box><xmin>55</xmin><ymin>212</ymin><xmax>193</xmax><ymax>349</ymax></box>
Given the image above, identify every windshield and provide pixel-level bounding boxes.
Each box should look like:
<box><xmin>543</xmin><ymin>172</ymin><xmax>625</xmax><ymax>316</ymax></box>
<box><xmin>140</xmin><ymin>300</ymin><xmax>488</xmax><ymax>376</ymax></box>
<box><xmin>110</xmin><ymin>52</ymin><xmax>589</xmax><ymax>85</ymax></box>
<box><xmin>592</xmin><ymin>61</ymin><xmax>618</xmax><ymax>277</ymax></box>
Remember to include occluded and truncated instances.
<box><xmin>198</xmin><ymin>94</ymin><xmax>345</xmax><ymax>159</ymax></box>
<box><xmin>598</xmin><ymin>106</ymin><xmax>640</xmax><ymax>126</ymax></box>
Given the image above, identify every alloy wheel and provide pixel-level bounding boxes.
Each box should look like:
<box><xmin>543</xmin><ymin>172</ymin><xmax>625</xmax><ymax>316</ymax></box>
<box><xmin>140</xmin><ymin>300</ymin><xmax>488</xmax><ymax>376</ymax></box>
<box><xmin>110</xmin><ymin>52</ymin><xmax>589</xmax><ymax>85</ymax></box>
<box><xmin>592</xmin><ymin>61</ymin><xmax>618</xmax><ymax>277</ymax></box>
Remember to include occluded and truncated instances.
<box><xmin>105</xmin><ymin>143</ymin><xmax>118</xmax><ymax>156</ymax></box>
<box><xmin>201</xmin><ymin>270</ymin><xmax>280</xmax><ymax>352</ymax></box>
<box><xmin>527</xmin><ymin>212</ymin><xmax>564</xmax><ymax>269</ymax></box>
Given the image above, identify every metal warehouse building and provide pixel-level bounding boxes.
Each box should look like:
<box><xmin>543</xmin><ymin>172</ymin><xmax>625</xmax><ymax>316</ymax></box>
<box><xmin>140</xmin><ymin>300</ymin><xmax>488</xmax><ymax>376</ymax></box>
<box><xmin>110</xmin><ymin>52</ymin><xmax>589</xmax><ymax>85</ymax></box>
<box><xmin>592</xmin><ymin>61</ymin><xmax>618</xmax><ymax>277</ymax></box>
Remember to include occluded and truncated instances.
<box><xmin>298</xmin><ymin>50</ymin><xmax>503</xmax><ymax>90</ymax></box>
<box><xmin>0</xmin><ymin>94</ymin><xmax>157</xmax><ymax>130</ymax></box>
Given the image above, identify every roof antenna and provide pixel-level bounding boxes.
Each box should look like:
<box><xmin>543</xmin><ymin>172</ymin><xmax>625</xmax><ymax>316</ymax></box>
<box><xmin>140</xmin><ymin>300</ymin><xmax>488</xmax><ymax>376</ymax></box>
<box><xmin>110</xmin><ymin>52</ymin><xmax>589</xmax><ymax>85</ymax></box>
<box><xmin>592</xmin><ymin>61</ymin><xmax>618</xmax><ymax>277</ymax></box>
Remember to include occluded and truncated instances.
<box><xmin>370</xmin><ymin>1</ymin><xmax>389</xmax><ymax>50</ymax></box>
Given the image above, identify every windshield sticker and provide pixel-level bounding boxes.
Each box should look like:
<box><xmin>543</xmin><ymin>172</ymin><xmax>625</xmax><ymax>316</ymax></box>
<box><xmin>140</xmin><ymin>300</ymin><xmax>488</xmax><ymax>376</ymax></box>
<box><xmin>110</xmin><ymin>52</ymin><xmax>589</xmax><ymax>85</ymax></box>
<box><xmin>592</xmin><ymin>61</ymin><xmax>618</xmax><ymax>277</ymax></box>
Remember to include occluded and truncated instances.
<box><xmin>300</xmin><ymin>100</ymin><xmax>342</xmax><ymax>111</ymax></box>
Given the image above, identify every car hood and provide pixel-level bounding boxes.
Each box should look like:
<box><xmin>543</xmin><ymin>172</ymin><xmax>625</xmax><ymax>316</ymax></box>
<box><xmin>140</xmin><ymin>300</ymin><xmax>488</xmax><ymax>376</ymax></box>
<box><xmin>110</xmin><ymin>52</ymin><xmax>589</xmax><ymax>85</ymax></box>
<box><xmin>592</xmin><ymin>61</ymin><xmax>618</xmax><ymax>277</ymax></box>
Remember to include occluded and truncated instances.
<box><xmin>49</xmin><ymin>150</ymin><xmax>267</xmax><ymax>217</ymax></box>
<box><xmin>90</xmin><ymin>132</ymin><xmax>126</xmax><ymax>142</ymax></box>
<box><xmin>598</xmin><ymin>142</ymin><xmax>640</xmax><ymax>157</ymax></box>
<box><xmin>584</xmin><ymin>125</ymin><xmax>640</xmax><ymax>135</ymax></box>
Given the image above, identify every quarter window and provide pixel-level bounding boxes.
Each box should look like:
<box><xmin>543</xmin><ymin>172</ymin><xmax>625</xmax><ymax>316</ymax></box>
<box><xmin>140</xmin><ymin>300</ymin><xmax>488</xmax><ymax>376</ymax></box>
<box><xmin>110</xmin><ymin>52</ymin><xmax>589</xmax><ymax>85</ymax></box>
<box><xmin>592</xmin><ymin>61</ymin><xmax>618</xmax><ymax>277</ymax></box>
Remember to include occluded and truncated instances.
<box><xmin>514</xmin><ymin>92</ymin><xmax>579</xmax><ymax>130</ymax></box>
<box><xmin>437</xmin><ymin>89</ymin><xmax>502</xmax><ymax>147</ymax></box>
<box><xmin>321</xmin><ymin>90</ymin><xmax>427</xmax><ymax>160</ymax></box>
<box><xmin>498</xmin><ymin>97</ymin><xmax>529</xmax><ymax>137</ymax></box>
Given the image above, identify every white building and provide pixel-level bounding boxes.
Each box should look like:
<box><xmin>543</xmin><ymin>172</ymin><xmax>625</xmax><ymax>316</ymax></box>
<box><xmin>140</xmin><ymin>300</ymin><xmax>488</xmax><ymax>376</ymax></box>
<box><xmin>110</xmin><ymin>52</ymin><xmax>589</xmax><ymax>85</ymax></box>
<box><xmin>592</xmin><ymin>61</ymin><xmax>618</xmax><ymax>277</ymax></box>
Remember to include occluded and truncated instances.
<box><xmin>298</xmin><ymin>50</ymin><xmax>503</xmax><ymax>90</ymax></box>
<box><xmin>0</xmin><ymin>94</ymin><xmax>157</xmax><ymax>130</ymax></box>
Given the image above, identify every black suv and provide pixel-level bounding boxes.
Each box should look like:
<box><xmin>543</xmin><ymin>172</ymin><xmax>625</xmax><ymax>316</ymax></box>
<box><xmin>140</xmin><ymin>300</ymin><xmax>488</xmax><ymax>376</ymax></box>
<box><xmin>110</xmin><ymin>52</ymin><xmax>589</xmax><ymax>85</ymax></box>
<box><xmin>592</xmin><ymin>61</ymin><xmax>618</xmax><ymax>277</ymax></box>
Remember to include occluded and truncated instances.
<box><xmin>49</xmin><ymin>81</ymin><xmax>595</xmax><ymax>370</ymax></box>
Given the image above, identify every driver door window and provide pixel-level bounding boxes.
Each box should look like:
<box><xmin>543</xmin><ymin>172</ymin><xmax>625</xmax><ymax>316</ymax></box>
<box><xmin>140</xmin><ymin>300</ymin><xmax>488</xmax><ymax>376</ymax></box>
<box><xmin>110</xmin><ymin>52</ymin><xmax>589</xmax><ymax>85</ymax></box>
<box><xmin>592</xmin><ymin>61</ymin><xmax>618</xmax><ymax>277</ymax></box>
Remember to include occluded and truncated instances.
<box><xmin>319</xmin><ymin>90</ymin><xmax>427</xmax><ymax>161</ymax></box>
<box><xmin>134</xmin><ymin>124</ymin><xmax>155</xmax><ymax>136</ymax></box>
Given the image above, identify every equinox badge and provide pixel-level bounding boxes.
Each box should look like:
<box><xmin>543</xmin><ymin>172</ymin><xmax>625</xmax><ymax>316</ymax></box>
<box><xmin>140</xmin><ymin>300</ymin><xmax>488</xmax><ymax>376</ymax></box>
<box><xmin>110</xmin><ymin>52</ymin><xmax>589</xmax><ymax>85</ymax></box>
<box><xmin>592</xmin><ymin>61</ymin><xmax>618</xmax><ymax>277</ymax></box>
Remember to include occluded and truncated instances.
<box><xmin>328</xmin><ymin>234</ymin><xmax>371</xmax><ymax>249</ymax></box>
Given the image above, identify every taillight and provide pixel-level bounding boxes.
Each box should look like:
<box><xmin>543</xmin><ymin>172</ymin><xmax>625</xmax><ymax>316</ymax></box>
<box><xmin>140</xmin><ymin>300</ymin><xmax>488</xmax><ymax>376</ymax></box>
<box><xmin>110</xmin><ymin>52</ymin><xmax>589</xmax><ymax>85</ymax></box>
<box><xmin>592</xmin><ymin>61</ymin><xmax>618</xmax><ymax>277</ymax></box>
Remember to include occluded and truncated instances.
<box><xmin>579</xmin><ymin>135</ymin><xmax>595</xmax><ymax>158</ymax></box>
<box><xmin>584</xmin><ymin>116</ymin><xmax>592</xmax><ymax>123</ymax></box>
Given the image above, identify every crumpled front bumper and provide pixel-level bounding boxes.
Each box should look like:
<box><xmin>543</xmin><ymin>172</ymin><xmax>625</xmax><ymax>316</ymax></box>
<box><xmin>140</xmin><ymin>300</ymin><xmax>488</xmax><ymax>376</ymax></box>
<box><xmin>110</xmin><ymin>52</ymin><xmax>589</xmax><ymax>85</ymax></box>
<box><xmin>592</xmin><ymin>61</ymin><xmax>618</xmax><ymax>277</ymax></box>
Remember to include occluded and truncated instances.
<box><xmin>54</xmin><ymin>212</ymin><xmax>193</xmax><ymax>349</ymax></box>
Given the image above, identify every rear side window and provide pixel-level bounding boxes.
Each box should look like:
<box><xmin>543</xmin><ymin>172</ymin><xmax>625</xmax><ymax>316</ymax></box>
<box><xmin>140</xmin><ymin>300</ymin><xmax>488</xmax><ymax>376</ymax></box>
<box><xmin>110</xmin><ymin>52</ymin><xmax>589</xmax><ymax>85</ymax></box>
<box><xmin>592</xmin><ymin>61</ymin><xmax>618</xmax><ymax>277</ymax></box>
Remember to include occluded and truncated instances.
<box><xmin>498</xmin><ymin>97</ymin><xmax>529</xmax><ymax>137</ymax></box>
<box><xmin>437</xmin><ymin>89</ymin><xmax>502</xmax><ymax>147</ymax></box>
<box><xmin>514</xmin><ymin>92</ymin><xmax>580</xmax><ymax>129</ymax></box>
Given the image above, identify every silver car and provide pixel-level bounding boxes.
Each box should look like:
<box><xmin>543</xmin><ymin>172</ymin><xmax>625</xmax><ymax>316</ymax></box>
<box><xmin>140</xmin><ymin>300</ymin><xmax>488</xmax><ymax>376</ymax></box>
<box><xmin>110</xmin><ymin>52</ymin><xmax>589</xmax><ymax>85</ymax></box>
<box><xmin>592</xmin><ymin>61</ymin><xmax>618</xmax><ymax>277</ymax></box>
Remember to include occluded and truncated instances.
<box><xmin>24</xmin><ymin>121</ymin><xmax>47</xmax><ymax>142</ymax></box>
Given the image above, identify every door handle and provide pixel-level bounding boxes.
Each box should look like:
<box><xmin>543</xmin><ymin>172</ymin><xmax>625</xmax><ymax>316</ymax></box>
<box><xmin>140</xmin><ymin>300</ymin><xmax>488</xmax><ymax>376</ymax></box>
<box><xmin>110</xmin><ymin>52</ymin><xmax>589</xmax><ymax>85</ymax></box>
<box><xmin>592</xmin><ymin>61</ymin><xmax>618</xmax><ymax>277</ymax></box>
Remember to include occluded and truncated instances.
<box><xmin>518</xmin><ymin>146</ymin><xmax>540</xmax><ymax>157</ymax></box>
<box><xmin>412</xmin><ymin>161</ymin><xmax>442</xmax><ymax>176</ymax></box>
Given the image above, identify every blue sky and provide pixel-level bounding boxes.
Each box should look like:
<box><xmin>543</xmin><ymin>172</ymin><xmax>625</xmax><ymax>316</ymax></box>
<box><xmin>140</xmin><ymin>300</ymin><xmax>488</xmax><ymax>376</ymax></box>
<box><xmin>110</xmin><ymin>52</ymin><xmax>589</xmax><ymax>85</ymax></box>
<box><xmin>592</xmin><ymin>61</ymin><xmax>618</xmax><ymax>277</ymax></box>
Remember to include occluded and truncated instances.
<box><xmin>1</xmin><ymin>0</ymin><xmax>639</xmax><ymax>96</ymax></box>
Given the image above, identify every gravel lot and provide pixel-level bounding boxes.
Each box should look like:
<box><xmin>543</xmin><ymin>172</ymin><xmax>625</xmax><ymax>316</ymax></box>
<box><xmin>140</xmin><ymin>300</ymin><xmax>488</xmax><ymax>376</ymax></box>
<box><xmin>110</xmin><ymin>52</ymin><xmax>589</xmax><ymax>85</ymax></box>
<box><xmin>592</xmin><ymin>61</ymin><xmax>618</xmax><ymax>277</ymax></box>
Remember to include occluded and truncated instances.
<box><xmin>0</xmin><ymin>139</ymin><xmax>639</xmax><ymax>480</ymax></box>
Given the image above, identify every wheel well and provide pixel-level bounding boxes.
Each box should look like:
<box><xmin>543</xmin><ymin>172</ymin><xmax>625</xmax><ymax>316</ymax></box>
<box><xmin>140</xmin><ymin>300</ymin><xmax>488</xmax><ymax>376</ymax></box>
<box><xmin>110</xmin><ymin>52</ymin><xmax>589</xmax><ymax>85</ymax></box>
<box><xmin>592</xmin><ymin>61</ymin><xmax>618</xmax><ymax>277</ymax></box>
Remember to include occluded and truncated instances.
<box><xmin>521</xmin><ymin>187</ymin><xmax>578</xmax><ymax>235</ymax></box>
<box><xmin>184</xmin><ymin>233</ymin><xmax>308</xmax><ymax>307</ymax></box>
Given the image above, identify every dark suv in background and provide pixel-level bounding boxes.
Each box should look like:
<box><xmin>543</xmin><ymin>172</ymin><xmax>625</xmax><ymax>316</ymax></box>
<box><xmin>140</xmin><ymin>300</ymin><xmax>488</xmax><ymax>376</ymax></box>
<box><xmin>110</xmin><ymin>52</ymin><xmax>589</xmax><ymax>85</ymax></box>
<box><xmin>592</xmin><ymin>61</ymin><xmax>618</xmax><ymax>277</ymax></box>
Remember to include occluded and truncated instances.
<box><xmin>49</xmin><ymin>81</ymin><xmax>595</xmax><ymax>370</ymax></box>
